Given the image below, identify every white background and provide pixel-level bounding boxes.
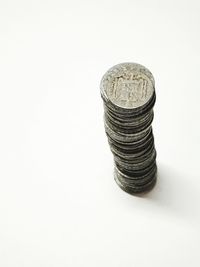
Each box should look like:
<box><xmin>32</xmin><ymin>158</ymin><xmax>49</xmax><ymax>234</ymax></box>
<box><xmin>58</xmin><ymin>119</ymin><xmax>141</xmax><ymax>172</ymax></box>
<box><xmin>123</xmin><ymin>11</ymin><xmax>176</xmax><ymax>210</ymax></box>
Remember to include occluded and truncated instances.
<box><xmin>0</xmin><ymin>0</ymin><xmax>200</xmax><ymax>266</ymax></box>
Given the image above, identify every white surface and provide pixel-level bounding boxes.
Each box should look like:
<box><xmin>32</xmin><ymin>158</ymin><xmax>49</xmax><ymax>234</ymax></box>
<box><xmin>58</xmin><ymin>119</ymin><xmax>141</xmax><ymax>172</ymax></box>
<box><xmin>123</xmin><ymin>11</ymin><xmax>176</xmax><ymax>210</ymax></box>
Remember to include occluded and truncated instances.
<box><xmin>0</xmin><ymin>0</ymin><xmax>200</xmax><ymax>266</ymax></box>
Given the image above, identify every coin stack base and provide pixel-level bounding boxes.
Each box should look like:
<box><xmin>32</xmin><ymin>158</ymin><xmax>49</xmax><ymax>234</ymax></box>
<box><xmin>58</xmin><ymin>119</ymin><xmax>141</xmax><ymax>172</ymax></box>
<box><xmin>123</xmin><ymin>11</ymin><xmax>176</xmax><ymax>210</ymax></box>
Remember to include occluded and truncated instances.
<box><xmin>114</xmin><ymin>168</ymin><xmax>157</xmax><ymax>195</ymax></box>
<box><xmin>100</xmin><ymin>62</ymin><xmax>157</xmax><ymax>195</ymax></box>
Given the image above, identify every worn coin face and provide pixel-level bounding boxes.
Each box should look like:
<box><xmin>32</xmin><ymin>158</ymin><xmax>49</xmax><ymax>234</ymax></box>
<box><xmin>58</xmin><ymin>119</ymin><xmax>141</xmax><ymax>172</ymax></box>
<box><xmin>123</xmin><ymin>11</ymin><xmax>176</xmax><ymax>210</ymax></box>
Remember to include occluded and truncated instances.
<box><xmin>101</xmin><ymin>63</ymin><xmax>155</xmax><ymax>109</ymax></box>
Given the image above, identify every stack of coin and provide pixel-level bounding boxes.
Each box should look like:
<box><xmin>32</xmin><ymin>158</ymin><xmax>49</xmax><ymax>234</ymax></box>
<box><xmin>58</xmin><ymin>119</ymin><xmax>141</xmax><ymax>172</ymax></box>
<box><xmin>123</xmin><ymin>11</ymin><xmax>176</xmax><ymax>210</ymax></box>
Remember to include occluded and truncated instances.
<box><xmin>100</xmin><ymin>62</ymin><xmax>157</xmax><ymax>194</ymax></box>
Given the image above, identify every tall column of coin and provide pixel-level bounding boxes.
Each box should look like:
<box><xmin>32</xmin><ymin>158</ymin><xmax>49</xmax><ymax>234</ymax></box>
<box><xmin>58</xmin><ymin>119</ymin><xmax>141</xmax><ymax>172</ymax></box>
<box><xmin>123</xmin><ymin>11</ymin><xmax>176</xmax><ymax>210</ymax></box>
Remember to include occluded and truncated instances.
<box><xmin>100</xmin><ymin>63</ymin><xmax>157</xmax><ymax>194</ymax></box>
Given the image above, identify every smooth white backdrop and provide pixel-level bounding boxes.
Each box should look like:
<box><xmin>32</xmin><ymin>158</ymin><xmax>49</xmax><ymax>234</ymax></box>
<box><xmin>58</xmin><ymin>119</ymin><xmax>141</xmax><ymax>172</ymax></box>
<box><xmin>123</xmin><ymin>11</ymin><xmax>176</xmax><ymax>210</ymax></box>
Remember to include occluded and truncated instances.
<box><xmin>0</xmin><ymin>0</ymin><xmax>200</xmax><ymax>266</ymax></box>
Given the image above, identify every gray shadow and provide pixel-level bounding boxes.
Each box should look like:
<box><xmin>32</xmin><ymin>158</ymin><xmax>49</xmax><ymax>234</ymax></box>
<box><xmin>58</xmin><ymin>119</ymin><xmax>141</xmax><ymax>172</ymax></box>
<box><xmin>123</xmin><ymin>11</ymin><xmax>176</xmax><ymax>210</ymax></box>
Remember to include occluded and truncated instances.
<box><xmin>143</xmin><ymin>162</ymin><xmax>200</xmax><ymax>224</ymax></box>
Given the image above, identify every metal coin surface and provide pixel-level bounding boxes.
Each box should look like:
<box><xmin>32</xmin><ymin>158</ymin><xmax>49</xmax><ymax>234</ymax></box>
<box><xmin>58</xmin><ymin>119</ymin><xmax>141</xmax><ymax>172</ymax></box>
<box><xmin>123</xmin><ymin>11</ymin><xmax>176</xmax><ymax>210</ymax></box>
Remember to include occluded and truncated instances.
<box><xmin>101</xmin><ymin>62</ymin><xmax>157</xmax><ymax>195</ymax></box>
<box><xmin>101</xmin><ymin>63</ymin><xmax>155</xmax><ymax>110</ymax></box>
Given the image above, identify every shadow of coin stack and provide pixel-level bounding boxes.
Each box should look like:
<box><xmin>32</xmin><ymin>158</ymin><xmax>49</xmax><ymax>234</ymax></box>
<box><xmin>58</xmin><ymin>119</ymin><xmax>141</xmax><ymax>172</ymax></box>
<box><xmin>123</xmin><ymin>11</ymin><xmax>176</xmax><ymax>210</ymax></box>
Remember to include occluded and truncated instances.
<box><xmin>100</xmin><ymin>63</ymin><xmax>157</xmax><ymax>194</ymax></box>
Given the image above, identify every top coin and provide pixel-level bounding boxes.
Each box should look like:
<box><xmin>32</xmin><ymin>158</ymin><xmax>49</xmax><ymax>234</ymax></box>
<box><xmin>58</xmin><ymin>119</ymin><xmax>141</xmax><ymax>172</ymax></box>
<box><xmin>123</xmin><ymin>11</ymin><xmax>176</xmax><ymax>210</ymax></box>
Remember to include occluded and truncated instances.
<box><xmin>100</xmin><ymin>63</ymin><xmax>155</xmax><ymax>109</ymax></box>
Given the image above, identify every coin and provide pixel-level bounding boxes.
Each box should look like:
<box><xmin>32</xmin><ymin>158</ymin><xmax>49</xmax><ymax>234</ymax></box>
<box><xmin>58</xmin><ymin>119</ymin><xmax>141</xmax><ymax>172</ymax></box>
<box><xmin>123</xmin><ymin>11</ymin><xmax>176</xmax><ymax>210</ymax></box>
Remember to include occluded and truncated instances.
<box><xmin>101</xmin><ymin>62</ymin><xmax>157</xmax><ymax>195</ymax></box>
<box><xmin>114</xmin><ymin>168</ymin><xmax>157</xmax><ymax>194</ymax></box>
<box><xmin>100</xmin><ymin>63</ymin><xmax>155</xmax><ymax>109</ymax></box>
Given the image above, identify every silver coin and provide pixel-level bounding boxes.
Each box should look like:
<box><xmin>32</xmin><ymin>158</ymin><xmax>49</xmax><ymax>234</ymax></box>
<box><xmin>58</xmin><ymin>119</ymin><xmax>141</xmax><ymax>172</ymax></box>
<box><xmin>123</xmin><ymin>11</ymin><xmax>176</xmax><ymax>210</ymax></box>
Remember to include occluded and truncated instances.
<box><xmin>101</xmin><ymin>62</ymin><xmax>157</xmax><ymax>195</ymax></box>
<box><xmin>106</xmin><ymin>127</ymin><xmax>152</xmax><ymax>146</ymax></box>
<box><xmin>115</xmin><ymin>162</ymin><xmax>157</xmax><ymax>179</ymax></box>
<box><xmin>101</xmin><ymin>62</ymin><xmax>155</xmax><ymax>110</ymax></box>
<box><xmin>114</xmin><ymin>165</ymin><xmax>157</xmax><ymax>186</ymax></box>
<box><xmin>114</xmin><ymin>168</ymin><xmax>157</xmax><ymax>194</ymax></box>
<box><xmin>104</xmin><ymin>120</ymin><xmax>151</xmax><ymax>143</ymax></box>
<box><xmin>110</xmin><ymin>139</ymin><xmax>155</xmax><ymax>160</ymax></box>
